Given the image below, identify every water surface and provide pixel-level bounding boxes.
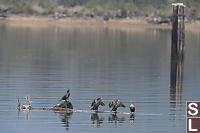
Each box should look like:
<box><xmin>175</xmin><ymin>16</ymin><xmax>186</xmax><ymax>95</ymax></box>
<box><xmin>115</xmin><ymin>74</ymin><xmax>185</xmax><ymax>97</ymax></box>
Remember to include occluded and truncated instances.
<box><xmin>0</xmin><ymin>24</ymin><xmax>200</xmax><ymax>133</ymax></box>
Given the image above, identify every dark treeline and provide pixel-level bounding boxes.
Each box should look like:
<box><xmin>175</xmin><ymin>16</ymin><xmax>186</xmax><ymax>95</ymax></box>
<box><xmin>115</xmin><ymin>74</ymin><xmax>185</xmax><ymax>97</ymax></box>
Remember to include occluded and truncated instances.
<box><xmin>0</xmin><ymin>0</ymin><xmax>200</xmax><ymax>20</ymax></box>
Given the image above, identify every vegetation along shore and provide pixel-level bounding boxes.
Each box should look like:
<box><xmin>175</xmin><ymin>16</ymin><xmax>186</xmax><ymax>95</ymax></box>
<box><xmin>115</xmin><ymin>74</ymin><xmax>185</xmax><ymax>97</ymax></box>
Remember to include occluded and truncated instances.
<box><xmin>0</xmin><ymin>0</ymin><xmax>200</xmax><ymax>21</ymax></box>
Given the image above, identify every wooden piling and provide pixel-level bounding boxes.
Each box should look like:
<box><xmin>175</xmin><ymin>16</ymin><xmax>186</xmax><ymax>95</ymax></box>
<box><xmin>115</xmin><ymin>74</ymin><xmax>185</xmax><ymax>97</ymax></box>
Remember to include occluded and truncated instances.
<box><xmin>170</xmin><ymin>3</ymin><xmax>185</xmax><ymax>101</ymax></box>
<box><xmin>171</xmin><ymin>3</ymin><xmax>185</xmax><ymax>58</ymax></box>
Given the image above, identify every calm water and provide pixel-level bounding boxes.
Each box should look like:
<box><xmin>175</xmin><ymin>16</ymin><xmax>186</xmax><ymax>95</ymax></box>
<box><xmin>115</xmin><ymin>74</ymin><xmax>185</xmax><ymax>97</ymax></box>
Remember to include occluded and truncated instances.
<box><xmin>0</xmin><ymin>24</ymin><xmax>200</xmax><ymax>133</ymax></box>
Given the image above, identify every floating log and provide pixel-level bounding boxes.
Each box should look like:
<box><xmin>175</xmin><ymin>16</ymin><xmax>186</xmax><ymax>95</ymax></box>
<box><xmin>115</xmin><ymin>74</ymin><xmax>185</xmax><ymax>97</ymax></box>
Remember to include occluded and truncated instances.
<box><xmin>18</xmin><ymin>96</ymin><xmax>73</xmax><ymax>111</ymax></box>
<box><xmin>29</xmin><ymin>107</ymin><xmax>131</xmax><ymax>114</ymax></box>
<box><xmin>17</xmin><ymin>95</ymin><xmax>132</xmax><ymax>115</ymax></box>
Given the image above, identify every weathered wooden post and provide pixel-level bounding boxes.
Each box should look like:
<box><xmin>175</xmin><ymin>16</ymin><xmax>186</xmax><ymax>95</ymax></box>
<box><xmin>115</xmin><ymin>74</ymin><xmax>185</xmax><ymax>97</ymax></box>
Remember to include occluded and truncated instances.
<box><xmin>171</xmin><ymin>3</ymin><xmax>185</xmax><ymax>58</ymax></box>
<box><xmin>170</xmin><ymin>3</ymin><xmax>185</xmax><ymax>103</ymax></box>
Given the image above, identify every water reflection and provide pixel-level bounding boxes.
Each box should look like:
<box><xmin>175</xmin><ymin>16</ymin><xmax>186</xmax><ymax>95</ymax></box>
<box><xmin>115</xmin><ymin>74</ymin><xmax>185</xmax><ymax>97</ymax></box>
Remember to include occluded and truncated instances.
<box><xmin>108</xmin><ymin>113</ymin><xmax>125</xmax><ymax>127</ymax></box>
<box><xmin>129</xmin><ymin>114</ymin><xmax>135</xmax><ymax>125</ymax></box>
<box><xmin>90</xmin><ymin>113</ymin><xmax>104</xmax><ymax>128</ymax></box>
<box><xmin>26</xmin><ymin>110</ymin><xmax>31</xmax><ymax>120</ymax></box>
<box><xmin>55</xmin><ymin>112</ymin><xmax>73</xmax><ymax>131</ymax></box>
<box><xmin>18</xmin><ymin>109</ymin><xmax>135</xmax><ymax>129</ymax></box>
<box><xmin>1</xmin><ymin>24</ymin><xmax>193</xmax><ymax>132</ymax></box>
<box><xmin>170</xmin><ymin>53</ymin><xmax>184</xmax><ymax>104</ymax></box>
<box><xmin>170</xmin><ymin>28</ymin><xmax>185</xmax><ymax>120</ymax></box>
<box><xmin>17</xmin><ymin>109</ymin><xmax>31</xmax><ymax>120</ymax></box>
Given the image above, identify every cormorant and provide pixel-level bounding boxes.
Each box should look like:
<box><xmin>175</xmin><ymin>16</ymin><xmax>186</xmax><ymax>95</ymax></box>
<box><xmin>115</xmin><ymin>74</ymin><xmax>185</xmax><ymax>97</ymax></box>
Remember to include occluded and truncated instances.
<box><xmin>91</xmin><ymin>97</ymin><xmax>105</xmax><ymax>110</ymax></box>
<box><xmin>109</xmin><ymin>99</ymin><xmax>126</xmax><ymax>111</ymax></box>
<box><xmin>60</xmin><ymin>89</ymin><xmax>70</xmax><ymax>102</ymax></box>
<box><xmin>130</xmin><ymin>103</ymin><xmax>135</xmax><ymax>113</ymax></box>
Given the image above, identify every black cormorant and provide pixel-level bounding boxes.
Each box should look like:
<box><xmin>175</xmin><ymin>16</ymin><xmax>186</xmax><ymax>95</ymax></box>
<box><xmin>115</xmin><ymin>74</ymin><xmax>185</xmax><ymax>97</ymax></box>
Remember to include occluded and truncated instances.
<box><xmin>130</xmin><ymin>103</ymin><xmax>135</xmax><ymax>113</ymax></box>
<box><xmin>91</xmin><ymin>97</ymin><xmax>105</xmax><ymax>110</ymax></box>
<box><xmin>109</xmin><ymin>99</ymin><xmax>126</xmax><ymax>111</ymax></box>
<box><xmin>60</xmin><ymin>89</ymin><xmax>70</xmax><ymax>102</ymax></box>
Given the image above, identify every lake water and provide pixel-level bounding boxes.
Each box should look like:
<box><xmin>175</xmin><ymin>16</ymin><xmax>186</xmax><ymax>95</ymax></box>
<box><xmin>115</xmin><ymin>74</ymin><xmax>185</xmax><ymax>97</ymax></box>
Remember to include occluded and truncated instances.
<box><xmin>0</xmin><ymin>23</ymin><xmax>200</xmax><ymax>133</ymax></box>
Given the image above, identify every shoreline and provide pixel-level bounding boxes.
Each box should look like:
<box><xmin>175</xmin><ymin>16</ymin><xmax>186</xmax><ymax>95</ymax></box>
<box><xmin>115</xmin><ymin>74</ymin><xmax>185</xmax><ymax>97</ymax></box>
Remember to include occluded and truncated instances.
<box><xmin>0</xmin><ymin>15</ymin><xmax>200</xmax><ymax>32</ymax></box>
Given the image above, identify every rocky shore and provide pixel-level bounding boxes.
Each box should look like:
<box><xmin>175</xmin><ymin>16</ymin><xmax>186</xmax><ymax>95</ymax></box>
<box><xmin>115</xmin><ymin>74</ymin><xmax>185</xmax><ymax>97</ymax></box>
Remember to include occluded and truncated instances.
<box><xmin>0</xmin><ymin>14</ymin><xmax>200</xmax><ymax>33</ymax></box>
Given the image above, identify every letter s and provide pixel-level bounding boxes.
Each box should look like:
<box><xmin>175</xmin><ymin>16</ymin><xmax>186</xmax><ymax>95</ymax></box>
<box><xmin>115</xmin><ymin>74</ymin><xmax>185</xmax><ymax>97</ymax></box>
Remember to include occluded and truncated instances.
<box><xmin>188</xmin><ymin>103</ymin><xmax>198</xmax><ymax>116</ymax></box>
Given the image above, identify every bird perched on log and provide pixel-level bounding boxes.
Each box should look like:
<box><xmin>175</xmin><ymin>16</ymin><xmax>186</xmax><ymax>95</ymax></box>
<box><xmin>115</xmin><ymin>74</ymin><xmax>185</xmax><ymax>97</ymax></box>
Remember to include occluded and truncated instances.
<box><xmin>129</xmin><ymin>103</ymin><xmax>135</xmax><ymax>113</ymax></box>
<box><xmin>60</xmin><ymin>89</ymin><xmax>70</xmax><ymax>102</ymax></box>
<box><xmin>91</xmin><ymin>97</ymin><xmax>105</xmax><ymax>110</ymax></box>
<box><xmin>109</xmin><ymin>99</ymin><xmax>126</xmax><ymax>111</ymax></box>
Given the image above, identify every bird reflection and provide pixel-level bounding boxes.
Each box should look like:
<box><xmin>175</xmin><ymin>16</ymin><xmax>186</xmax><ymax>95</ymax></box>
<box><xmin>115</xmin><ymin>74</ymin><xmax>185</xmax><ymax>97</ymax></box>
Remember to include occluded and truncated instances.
<box><xmin>108</xmin><ymin>113</ymin><xmax>125</xmax><ymax>126</ymax></box>
<box><xmin>17</xmin><ymin>109</ymin><xmax>31</xmax><ymax>120</ymax></box>
<box><xmin>91</xmin><ymin>113</ymin><xmax>104</xmax><ymax>128</ymax></box>
<box><xmin>26</xmin><ymin>110</ymin><xmax>31</xmax><ymax>120</ymax></box>
<box><xmin>54</xmin><ymin>112</ymin><xmax>73</xmax><ymax>131</ymax></box>
<box><xmin>129</xmin><ymin>114</ymin><xmax>135</xmax><ymax>125</ymax></box>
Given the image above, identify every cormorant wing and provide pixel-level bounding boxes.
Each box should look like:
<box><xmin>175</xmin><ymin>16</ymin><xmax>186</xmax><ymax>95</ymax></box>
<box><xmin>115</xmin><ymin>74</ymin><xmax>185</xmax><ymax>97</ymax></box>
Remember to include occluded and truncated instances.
<box><xmin>100</xmin><ymin>101</ymin><xmax>105</xmax><ymax>106</ymax></box>
<box><xmin>97</xmin><ymin>97</ymin><xmax>102</xmax><ymax>101</ymax></box>
<box><xmin>60</xmin><ymin>95</ymin><xmax>65</xmax><ymax>100</ymax></box>
<box><xmin>91</xmin><ymin>99</ymin><xmax>95</xmax><ymax>107</ymax></box>
<box><xmin>66</xmin><ymin>92</ymin><xmax>70</xmax><ymax>99</ymax></box>
<box><xmin>108</xmin><ymin>101</ymin><xmax>114</xmax><ymax>108</ymax></box>
<box><xmin>118</xmin><ymin>102</ymin><xmax>126</xmax><ymax>108</ymax></box>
